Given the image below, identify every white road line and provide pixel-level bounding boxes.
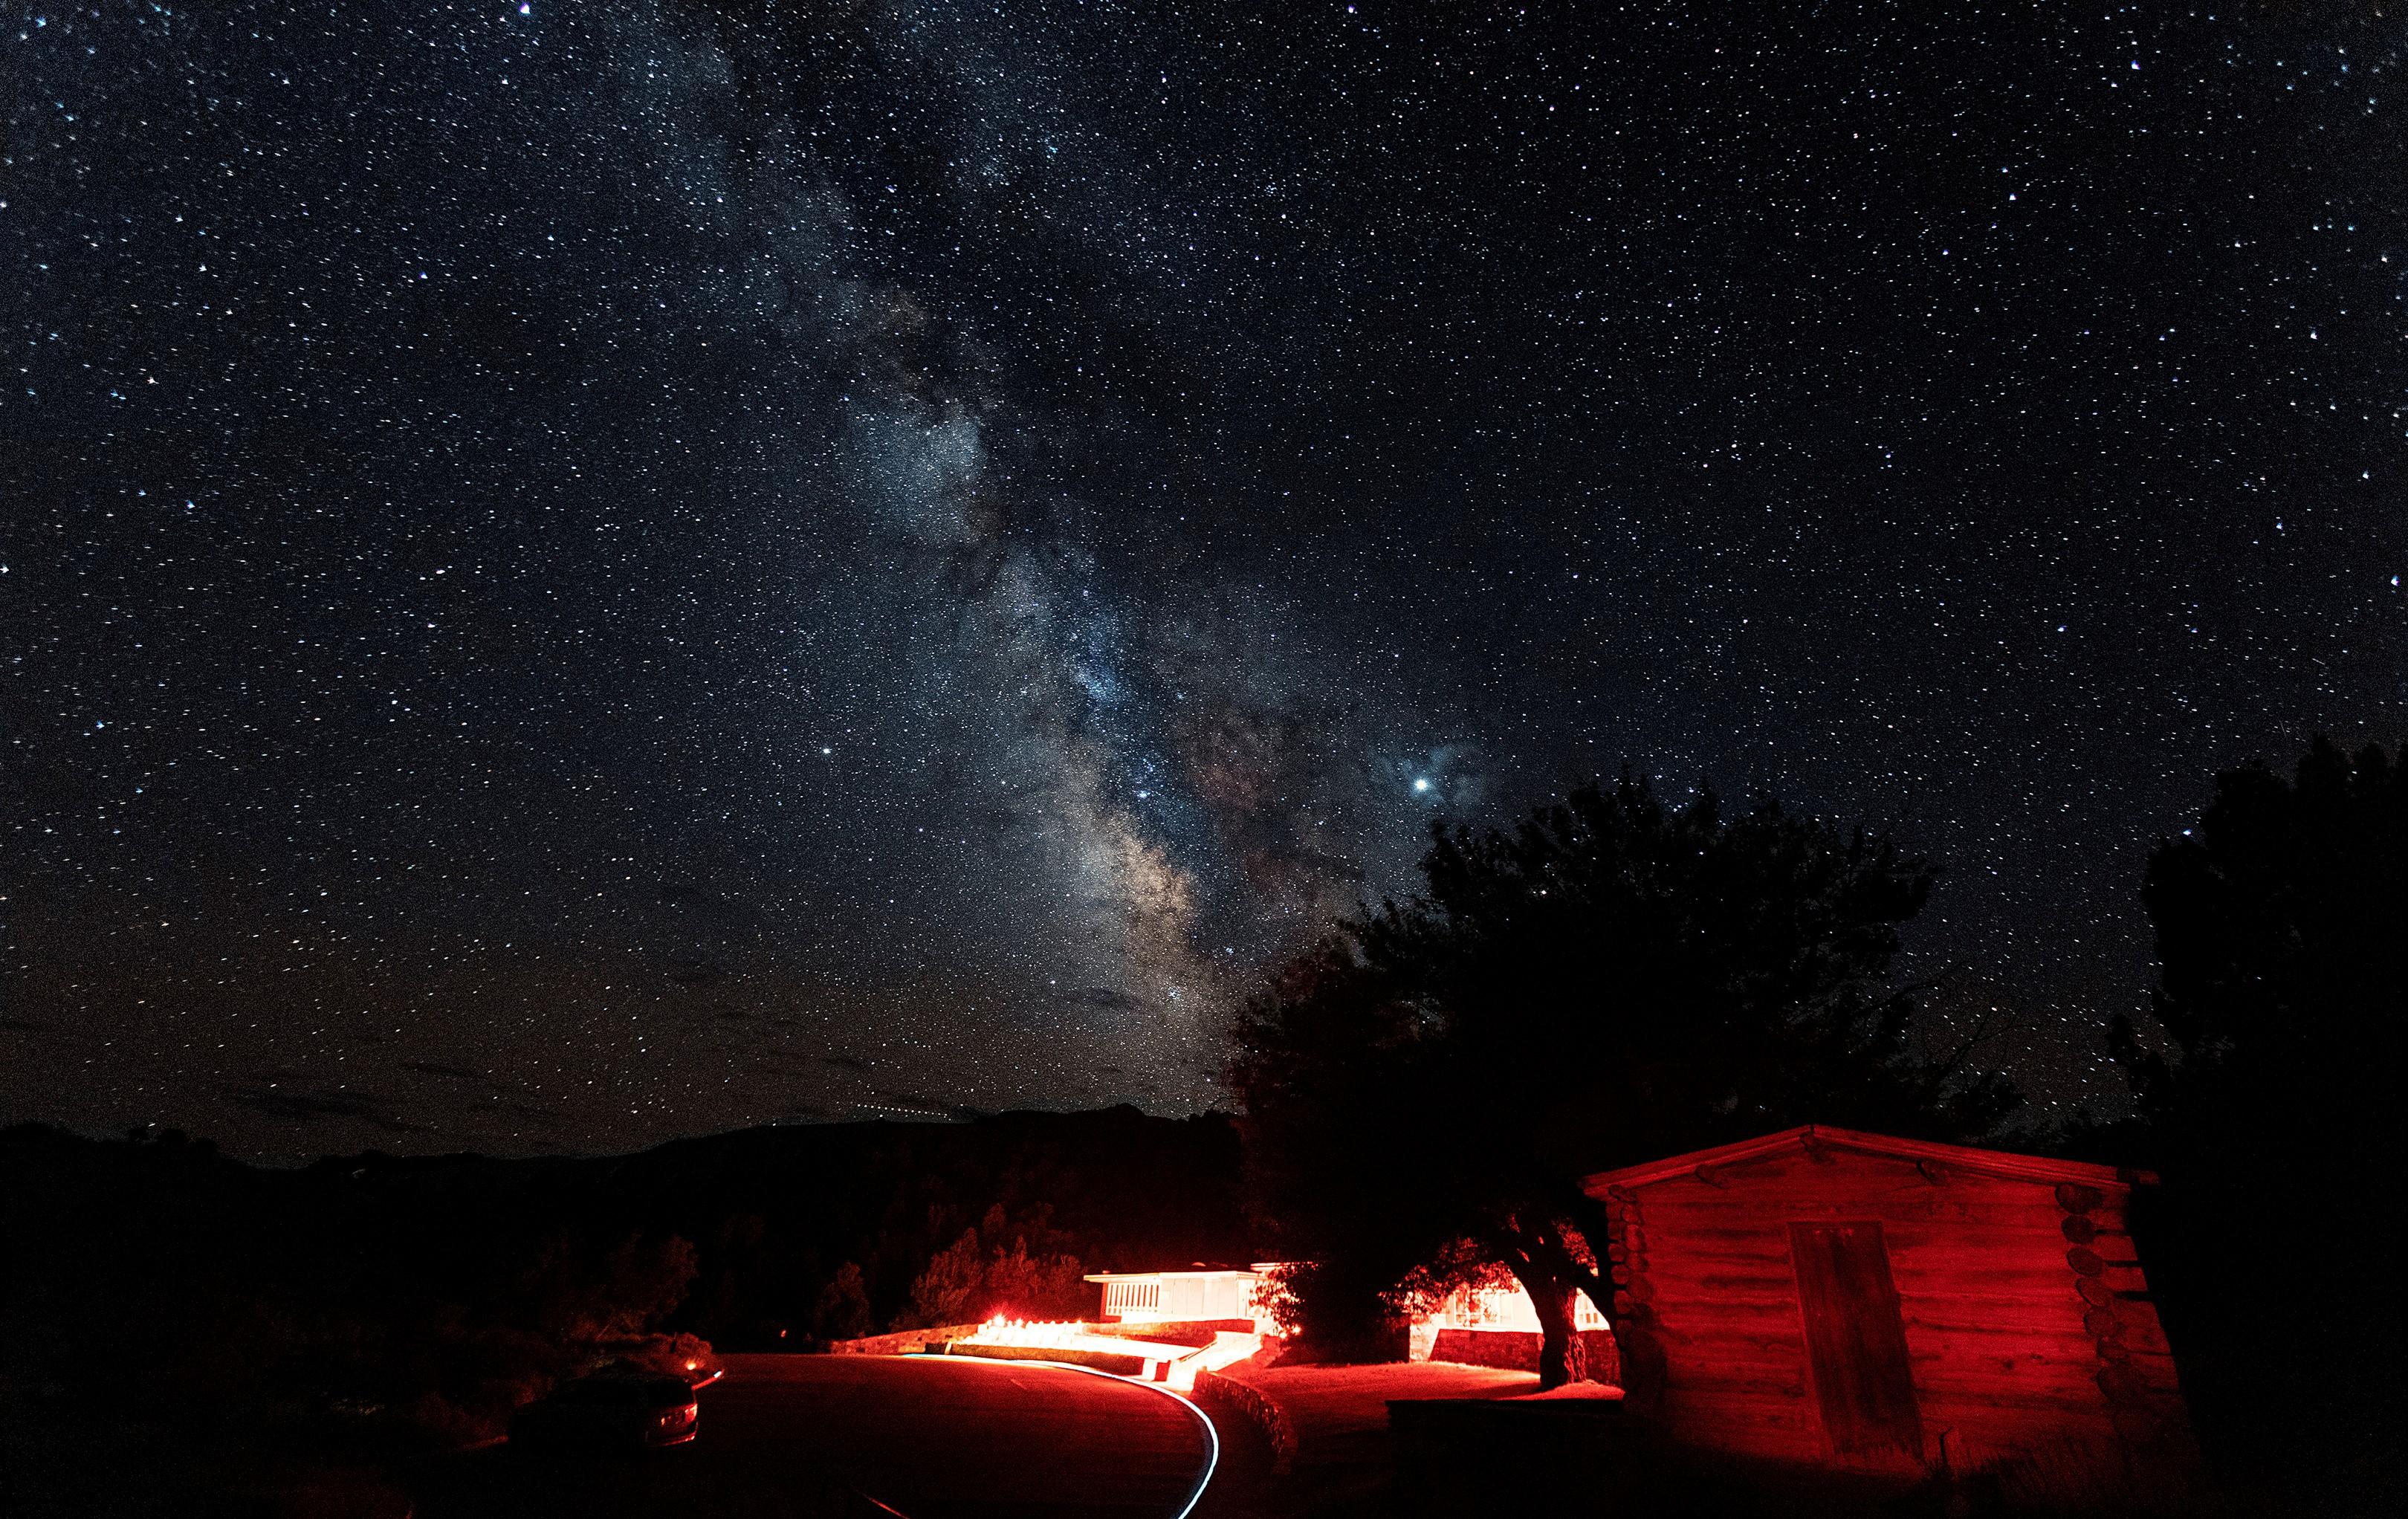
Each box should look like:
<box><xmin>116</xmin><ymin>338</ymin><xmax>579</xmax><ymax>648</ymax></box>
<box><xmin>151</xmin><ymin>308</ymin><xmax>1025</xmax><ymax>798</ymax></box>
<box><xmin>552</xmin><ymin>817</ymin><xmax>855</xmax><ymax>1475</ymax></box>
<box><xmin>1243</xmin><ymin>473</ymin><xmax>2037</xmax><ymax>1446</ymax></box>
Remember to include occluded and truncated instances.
<box><xmin>907</xmin><ymin>1353</ymin><xmax>1221</xmax><ymax>1519</ymax></box>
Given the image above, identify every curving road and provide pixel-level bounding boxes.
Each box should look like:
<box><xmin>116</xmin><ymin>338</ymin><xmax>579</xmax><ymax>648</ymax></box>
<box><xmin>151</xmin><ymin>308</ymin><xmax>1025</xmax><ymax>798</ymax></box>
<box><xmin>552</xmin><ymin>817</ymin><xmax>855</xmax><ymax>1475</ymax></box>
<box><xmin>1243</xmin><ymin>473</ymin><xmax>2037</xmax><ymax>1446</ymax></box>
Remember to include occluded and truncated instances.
<box><xmin>411</xmin><ymin>1352</ymin><xmax>1218</xmax><ymax>1519</ymax></box>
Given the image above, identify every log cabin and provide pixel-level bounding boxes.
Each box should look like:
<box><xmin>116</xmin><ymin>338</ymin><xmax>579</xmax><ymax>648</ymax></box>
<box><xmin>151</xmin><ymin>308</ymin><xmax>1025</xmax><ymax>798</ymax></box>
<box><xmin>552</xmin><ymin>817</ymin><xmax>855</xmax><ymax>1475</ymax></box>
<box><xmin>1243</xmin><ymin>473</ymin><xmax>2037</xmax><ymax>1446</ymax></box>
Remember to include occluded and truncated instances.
<box><xmin>1582</xmin><ymin>1125</ymin><xmax>2195</xmax><ymax>1486</ymax></box>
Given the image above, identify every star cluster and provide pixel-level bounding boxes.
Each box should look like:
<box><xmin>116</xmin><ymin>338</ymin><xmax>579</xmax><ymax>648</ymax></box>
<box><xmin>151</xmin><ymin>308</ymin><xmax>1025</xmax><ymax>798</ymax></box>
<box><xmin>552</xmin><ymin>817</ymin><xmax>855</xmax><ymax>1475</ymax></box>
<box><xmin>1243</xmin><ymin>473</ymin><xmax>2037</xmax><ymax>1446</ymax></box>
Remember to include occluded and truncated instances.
<box><xmin>4</xmin><ymin>0</ymin><xmax>2398</xmax><ymax>1156</ymax></box>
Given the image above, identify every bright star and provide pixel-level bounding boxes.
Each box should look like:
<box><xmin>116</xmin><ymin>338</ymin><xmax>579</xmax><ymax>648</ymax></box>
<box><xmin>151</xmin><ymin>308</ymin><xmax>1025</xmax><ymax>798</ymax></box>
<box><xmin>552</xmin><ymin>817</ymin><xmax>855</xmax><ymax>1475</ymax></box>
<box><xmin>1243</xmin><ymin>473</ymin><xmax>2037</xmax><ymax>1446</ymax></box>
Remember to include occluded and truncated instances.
<box><xmin>1413</xmin><ymin>777</ymin><xmax>1431</xmax><ymax>794</ymax></box>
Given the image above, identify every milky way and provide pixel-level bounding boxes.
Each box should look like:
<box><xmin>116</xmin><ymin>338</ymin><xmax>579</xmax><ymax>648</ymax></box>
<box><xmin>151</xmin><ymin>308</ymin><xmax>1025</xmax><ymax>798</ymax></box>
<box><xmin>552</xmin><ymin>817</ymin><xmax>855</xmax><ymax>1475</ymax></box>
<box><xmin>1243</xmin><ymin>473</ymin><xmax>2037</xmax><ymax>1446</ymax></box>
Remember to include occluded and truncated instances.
<box><xmin>4</xmin><ymin>1</ymin><xmax>2399</xmax><ymax>1157</ymax></box>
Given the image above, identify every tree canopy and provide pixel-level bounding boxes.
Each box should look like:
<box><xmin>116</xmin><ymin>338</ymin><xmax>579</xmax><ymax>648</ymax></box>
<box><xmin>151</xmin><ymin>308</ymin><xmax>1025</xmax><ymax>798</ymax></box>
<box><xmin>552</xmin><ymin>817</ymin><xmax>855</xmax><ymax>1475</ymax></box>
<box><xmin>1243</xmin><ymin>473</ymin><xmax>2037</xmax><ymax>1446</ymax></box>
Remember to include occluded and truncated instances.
<box><xmin>1231</xmin><ymin>774</ymin><xmax>2015</xmax><ymax>1386</ymax></box>
<box><xmin>2110</xmin><ymin>736</ymin><xmax>2404</xmax><ymax>1497</ymax></box>
<box><xmin>2115</xmin><ymin>735</ymin><xmax>2403</xmax><ymax>1131</ymax></box>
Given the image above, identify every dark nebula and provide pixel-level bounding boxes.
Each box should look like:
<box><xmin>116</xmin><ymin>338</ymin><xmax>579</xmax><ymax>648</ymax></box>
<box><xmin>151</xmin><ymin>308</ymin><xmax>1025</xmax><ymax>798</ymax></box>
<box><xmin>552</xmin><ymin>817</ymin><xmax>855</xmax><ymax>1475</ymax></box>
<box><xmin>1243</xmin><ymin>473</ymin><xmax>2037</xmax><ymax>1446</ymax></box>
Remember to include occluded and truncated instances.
<box><xmin>4</xmin><ymin>1</ymin><xmax>2398</xmax><ymax>1156</ymax></box>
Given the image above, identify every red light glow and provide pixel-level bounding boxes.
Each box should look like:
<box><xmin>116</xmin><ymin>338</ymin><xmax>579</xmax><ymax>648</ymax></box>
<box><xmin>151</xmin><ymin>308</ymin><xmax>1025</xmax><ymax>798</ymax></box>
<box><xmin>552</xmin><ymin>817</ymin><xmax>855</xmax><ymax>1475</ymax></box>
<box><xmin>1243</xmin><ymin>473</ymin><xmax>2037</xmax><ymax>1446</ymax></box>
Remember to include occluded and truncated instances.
<box><xmin>965</xmin><ymin>1315</ymin><xmax>1094</xmax><ymax>1348</ymax></box>
<box><xmin>961</xmin><ymin>1315</ymin><xmax>1263</xmax><ymax>1392</ymax></box>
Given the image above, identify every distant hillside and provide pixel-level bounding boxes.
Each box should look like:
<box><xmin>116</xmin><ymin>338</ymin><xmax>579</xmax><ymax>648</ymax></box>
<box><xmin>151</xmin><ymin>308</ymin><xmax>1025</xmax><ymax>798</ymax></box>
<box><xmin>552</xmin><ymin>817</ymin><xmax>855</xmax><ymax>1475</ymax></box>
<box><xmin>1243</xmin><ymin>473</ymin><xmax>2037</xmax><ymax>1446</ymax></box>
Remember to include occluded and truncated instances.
<box><xmin>3</xmin><ymin>1104</ymin><xmax>1249</xmax><ymax>1358</ymax></box>
<box><xmin>0</xmin><ymin>1107</ymin><xmax>1248</xmax><ymax>1515</ymax></box>
<box><xmin>305</xmin><ymin>1102</ymin><xmax>1252</xmax><ymax>1340</ymax></box>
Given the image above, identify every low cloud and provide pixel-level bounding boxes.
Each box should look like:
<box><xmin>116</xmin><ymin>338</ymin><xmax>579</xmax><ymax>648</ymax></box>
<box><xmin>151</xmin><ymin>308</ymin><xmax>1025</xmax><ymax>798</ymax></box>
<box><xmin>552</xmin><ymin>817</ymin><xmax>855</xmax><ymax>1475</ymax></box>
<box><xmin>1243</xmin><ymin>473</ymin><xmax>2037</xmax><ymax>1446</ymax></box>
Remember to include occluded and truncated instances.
<box><xmin>230</xmin><ymin>1086</ymin><xmax>430</xmax><ymax>1135</ymax></box>
<box><xmin>396</xmin><ymin>1060</ymin><xmax>491</xmax><ymax>1084</ymax></box>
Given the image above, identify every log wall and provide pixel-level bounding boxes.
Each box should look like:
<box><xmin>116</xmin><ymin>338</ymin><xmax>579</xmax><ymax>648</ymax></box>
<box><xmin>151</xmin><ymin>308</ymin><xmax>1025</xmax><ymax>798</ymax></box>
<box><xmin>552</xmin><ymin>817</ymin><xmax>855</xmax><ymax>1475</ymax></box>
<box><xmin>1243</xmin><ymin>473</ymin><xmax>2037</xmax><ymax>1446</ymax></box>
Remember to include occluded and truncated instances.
<box><xmin>1593</xmin><ymin>1144</ymin><xmax>2194</xmax><ymax>1483</ymax></box>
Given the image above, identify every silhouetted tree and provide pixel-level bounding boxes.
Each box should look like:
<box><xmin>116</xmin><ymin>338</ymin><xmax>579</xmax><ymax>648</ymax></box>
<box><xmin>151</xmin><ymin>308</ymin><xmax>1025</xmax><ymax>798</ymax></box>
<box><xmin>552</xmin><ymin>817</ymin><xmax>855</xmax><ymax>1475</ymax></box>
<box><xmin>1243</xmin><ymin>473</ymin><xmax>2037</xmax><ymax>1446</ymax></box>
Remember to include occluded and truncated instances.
<box><xmin>900</xmin><ymin>1203</ymin><xmax>1088</xmax><ymax>1328</ymax></box>
<box><xmin>2110</xmin><ymin>736</ymin><xmax>2404</xmax><ymax>1501</ymax></box>
<box><xmin>1233</xmin><ymin>774</ymin><xmax>2016</xmax><ymax>1388</ymax></box>
<box><xmin>813</xmin><ymin>1261</ymin><xmax>876</xmax><ymax>1340</ymax></box>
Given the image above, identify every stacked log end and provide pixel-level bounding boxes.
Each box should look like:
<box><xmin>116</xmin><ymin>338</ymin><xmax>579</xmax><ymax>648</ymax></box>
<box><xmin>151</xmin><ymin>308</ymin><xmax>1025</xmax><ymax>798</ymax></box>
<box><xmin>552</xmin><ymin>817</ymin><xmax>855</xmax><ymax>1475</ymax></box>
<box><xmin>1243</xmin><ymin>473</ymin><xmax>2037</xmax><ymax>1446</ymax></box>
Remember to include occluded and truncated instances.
<box><xmin>2056</xmin><ymin>1182</ymin><xmax>2195</xmax><ymax>1463</ymax></box>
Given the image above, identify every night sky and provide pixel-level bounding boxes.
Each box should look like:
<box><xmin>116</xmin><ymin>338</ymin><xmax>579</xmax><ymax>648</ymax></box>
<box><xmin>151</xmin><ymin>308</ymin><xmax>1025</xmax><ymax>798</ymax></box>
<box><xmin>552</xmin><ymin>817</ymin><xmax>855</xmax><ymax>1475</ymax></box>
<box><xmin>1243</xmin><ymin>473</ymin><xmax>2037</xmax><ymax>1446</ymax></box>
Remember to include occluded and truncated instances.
<box><xmin>5</xmin><ymin>1</ymin><xmax>2399</xmax><ymax>1159</ymax></box>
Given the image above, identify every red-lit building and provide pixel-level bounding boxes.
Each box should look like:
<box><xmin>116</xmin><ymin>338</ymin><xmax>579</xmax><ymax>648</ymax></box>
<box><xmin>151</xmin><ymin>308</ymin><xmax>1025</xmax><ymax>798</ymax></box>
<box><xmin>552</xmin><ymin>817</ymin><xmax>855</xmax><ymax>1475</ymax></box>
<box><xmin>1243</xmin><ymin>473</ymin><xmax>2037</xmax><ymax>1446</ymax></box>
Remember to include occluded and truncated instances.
<box><xmin>1583</xmin><ymin>1125</ymin><xmax>2195</xmax><ymax>1484</ymax></box>
<box><xmin>1083</xmin><ymin>1262</ymin><xmax>1609</xmax><ymax>1372</ymax></box>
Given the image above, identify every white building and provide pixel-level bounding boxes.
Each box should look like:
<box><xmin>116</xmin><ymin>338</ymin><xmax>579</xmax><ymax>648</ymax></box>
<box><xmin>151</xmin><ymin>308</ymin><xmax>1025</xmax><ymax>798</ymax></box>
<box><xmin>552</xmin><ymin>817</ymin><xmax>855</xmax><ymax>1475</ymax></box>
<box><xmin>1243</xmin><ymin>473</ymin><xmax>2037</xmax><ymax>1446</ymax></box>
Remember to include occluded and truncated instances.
<box><xmin>1084</xmin><ymin>1263</ymin><xmax>1608</xmax><ymax>1365</ymax></box>
<box><xmin>1085</xmin><ymin>1266</ymin><xmax>1275</xmax><ymax>1327</ymax></box>
<box><xmin>1408</xmin><ymin>1279</ymin><xmax>1611</xmax><ymax>1361</ymax></box>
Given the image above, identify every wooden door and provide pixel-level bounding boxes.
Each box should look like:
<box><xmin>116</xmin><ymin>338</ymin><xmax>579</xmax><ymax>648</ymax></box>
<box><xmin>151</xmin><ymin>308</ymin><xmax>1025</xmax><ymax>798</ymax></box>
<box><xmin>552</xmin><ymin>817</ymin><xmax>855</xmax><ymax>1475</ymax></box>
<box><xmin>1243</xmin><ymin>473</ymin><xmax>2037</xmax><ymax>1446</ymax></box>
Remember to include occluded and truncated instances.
<box><xmin>1788</xmin><ymin>1221</ymin><xmax>1923</xmax><ymax>1463</ymax></box>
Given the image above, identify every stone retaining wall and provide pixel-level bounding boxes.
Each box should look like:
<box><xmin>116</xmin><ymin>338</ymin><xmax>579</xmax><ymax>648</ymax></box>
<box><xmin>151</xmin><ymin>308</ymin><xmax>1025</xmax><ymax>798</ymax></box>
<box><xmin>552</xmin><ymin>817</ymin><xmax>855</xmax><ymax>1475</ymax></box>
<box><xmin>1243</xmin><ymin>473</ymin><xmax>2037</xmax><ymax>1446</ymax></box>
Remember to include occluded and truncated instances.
<box><xmin>826</xmin><ymin>1324</ymin><xmax>982</xmax><ymax>1356</ymax></box>
<box><xmin>1192</xmin><ymin>1369</ymin><xmax>1297</xmax><ymax>1474</ymax></box>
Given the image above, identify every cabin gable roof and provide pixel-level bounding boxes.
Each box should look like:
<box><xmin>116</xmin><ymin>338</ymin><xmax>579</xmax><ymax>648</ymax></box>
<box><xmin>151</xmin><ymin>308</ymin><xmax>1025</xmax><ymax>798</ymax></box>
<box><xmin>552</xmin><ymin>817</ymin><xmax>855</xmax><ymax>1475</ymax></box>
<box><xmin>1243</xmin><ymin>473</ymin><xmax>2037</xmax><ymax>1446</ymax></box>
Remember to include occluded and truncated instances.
<box><xmin>1579</xmin><ymin>1124</ymin><xmax>2155</xmax><ymax>1194</ymax></box>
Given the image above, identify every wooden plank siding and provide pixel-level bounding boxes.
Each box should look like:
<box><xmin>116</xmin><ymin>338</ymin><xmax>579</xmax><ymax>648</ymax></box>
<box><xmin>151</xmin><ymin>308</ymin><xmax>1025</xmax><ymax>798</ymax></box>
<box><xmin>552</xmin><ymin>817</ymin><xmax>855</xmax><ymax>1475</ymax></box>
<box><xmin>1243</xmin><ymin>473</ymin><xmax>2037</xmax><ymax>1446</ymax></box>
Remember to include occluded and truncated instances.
<box><xmin>1586</xmin><ymin>1127</ymin><xmax>2198</xmax><ymax>1487</ymax></box>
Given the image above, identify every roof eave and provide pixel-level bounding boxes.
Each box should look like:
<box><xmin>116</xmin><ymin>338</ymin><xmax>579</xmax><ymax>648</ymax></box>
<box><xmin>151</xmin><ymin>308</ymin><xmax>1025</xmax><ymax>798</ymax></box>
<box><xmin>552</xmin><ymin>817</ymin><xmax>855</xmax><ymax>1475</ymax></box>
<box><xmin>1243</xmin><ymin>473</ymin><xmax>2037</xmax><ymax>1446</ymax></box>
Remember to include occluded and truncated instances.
<box><xmin>1579</xmin><ymin>1124</ymin><xmax>2156</xmax><ymax>1194</ymax></box>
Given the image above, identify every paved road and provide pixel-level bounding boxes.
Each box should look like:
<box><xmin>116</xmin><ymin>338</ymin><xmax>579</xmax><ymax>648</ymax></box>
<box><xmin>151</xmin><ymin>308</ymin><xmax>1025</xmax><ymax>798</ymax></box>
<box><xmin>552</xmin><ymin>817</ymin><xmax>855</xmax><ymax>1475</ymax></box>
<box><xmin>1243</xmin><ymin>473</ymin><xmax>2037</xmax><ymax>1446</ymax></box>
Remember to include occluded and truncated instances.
<box><xmin>411</xmin><ymin>1353</ymin><xmax>1218</xmax><ymax>1519</ymax></box>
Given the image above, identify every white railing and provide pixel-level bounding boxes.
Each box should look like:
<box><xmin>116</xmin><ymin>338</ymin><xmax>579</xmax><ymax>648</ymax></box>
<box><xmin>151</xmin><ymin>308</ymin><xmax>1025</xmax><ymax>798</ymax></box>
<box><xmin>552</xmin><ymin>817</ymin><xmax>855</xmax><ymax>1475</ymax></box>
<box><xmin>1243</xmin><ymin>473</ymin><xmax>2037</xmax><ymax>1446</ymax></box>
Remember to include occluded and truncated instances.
<box><xmin>1104</xmin><ymin>1280</ymin><xmax>1162</xmax><ymax>1315</ymax></box>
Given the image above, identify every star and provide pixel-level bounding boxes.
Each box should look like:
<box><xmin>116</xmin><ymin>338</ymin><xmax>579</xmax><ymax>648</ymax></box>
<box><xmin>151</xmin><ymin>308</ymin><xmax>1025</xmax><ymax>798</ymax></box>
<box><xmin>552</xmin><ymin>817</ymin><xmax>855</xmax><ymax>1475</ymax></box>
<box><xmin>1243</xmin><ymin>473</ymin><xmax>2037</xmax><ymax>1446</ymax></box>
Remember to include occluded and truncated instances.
<box><xmin>2</xmin><ymin>0</ymin><xmax>2386</xmax><ymax>1155</ymax></box>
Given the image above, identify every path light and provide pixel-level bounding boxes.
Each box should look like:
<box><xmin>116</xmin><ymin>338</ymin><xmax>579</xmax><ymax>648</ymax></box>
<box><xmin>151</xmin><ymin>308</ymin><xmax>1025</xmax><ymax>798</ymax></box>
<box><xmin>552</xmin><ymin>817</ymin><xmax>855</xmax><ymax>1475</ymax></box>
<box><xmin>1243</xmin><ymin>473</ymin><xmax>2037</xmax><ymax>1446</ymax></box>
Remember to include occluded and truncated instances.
<box><xmin>965</xmin><ymin>1315</ymin><xmax>1093</xmax><ymax>1348</ymax></box>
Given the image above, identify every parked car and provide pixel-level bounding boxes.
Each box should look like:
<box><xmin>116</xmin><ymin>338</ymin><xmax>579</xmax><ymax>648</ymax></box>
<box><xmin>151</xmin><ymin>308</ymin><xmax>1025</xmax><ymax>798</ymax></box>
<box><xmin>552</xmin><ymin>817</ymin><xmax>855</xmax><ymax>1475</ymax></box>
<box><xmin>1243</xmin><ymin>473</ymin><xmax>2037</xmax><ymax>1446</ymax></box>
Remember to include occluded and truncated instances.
<box><xmin>509</xmin><ymin>1372</ymin><xmax>700</xmax><ymax>1451</ymax></box>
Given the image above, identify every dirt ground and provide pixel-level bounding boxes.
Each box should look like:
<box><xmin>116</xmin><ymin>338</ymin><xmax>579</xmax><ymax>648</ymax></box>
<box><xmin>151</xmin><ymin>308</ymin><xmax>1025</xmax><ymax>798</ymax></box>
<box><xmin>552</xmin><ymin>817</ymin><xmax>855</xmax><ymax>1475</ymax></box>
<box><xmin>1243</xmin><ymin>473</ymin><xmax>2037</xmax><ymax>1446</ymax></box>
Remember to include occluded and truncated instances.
<box><xmin>1201</xmin><ymin>1361</ymin><xmax>1545</xmax><ymax>1517</ymax></box>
